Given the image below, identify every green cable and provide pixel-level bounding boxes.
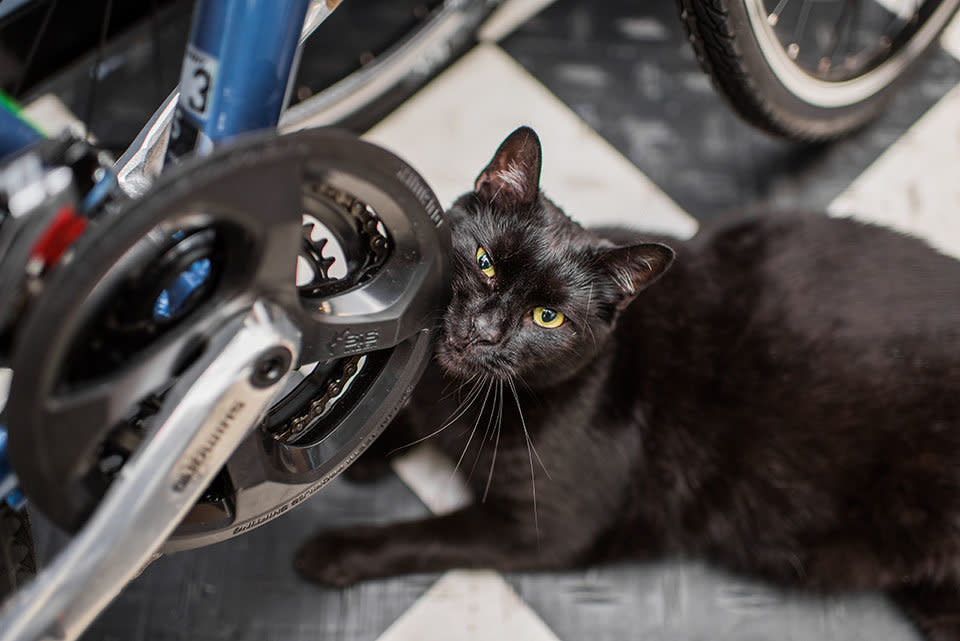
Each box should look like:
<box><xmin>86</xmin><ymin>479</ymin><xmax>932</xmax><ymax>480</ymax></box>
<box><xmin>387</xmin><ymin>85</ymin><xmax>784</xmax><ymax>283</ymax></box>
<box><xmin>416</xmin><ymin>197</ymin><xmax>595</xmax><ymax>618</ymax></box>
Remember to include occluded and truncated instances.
<box><xmin>0</xmin><ymin>90</ymin><xmax>45</xmax><ymax>135</ymax></box>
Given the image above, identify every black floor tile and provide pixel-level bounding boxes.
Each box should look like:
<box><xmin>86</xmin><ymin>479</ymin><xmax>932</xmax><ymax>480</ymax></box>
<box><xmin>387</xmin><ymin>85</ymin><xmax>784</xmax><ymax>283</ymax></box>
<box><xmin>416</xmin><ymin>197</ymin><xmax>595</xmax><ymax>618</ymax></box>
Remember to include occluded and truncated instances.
<box><xmin>502</xmin><ymin>0</ymin><xmax>960</xmax><ymax>221</ymax></box>
<box><xmin>32</xmin><ymin>473</ymin><xmax>435</xmax><ymax>641</ymax></box>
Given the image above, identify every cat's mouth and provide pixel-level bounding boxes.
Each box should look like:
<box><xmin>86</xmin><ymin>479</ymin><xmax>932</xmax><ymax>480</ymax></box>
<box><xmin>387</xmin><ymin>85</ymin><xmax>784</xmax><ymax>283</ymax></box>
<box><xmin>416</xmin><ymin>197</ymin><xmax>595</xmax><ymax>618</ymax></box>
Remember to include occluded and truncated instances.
<box><xmin>435</xmin><ymin>336</ymin><xmax>514</xmax><ymax>381</ymax></box>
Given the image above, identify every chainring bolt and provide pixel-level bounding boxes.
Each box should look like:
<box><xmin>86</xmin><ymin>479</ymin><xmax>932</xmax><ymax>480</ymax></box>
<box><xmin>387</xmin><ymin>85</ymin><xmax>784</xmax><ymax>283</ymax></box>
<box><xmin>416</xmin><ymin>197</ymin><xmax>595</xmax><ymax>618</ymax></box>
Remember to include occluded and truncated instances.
<box><xmin>250</xmin><ymin>347</ymin><xmax>293</xmax><ymax>389</ymax></box>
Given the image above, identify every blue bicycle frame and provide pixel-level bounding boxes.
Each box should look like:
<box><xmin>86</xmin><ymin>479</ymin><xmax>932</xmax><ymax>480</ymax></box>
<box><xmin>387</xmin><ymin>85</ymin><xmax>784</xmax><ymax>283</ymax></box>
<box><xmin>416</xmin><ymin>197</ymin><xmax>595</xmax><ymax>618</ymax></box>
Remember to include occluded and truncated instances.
<box><xmin>165</xmin><ymin>0</ymin><xmax>311</xmax><ymax>161</ymax></box>
<box><xmin>0</xmin><ymin>0</ymin><xmax>312</xmax><ymax>164</ymax></box>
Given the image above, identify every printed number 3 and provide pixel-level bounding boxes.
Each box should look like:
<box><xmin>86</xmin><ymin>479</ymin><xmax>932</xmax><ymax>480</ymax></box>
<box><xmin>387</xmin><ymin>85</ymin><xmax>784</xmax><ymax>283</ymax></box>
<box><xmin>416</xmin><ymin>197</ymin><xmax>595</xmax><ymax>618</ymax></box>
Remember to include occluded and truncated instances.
<box><xmin>188</xmin><ymin>68</ymin><xmax>211</xmax><ymax>114</ymax></box>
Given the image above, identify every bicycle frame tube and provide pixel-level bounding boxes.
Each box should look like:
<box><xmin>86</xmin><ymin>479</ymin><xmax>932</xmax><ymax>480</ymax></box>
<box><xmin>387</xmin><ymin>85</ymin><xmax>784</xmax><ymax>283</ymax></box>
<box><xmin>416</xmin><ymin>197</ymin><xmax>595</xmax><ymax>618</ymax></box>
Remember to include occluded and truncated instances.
<box><xmin>165</xmin><ymin>0</ymin><xmax>311</xmax><ymax>161</ymax></box>
<box><xmin>0</xmin><ymin>102</ymin><xmax>42</xmax><ymax>160</ymax></box>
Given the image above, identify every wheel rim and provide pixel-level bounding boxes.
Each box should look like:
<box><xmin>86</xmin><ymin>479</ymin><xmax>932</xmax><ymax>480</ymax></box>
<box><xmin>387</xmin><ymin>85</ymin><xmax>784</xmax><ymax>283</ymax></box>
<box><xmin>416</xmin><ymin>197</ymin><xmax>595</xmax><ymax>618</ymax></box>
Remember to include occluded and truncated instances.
<box><xmin>745</xmin><ymin>0</ymin><xmax>960</xmax><ymax>107</ymax></box>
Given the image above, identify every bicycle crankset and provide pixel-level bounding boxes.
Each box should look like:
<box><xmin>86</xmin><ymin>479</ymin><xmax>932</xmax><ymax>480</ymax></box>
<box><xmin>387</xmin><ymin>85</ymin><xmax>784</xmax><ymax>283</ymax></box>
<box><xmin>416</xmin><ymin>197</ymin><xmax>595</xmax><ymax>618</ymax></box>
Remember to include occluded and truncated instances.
<box><xmin>5</xmin><ymin>129</ymin><xmax>450</xmax><ymax>549</ymax></box>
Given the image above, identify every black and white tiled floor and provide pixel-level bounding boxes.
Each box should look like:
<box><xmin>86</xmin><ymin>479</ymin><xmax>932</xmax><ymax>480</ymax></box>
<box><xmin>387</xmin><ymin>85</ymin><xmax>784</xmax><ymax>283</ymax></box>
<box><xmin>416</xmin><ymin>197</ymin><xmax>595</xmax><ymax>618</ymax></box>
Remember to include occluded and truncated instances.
<box><xmin>17</xmin><ymin>0</ymin><xmax>960</xmax><ymax>639</ymax></box>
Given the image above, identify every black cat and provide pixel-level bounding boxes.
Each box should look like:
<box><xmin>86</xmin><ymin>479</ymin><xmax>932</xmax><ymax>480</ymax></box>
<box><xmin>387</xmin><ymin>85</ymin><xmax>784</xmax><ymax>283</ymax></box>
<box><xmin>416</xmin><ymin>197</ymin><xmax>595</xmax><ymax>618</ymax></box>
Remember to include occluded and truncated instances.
<box><xmin>296</xmin><ymin>127</ymin><xmax>960</xmax><ymax>641</ymax></box>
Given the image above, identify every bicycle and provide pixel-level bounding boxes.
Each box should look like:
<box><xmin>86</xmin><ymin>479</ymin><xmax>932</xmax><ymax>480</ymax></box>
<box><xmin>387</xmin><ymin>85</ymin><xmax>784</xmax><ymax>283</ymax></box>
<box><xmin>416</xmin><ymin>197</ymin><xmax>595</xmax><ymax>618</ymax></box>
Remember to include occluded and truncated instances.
<box><xmin>0</xmin><ymin>1</ymin><xmax>957</xmax><ymax>640</ymax></box>
<box><xmin>0</xmin><ymin>1</ymin><xmax>499</xmax><ymax>639</ymax></box>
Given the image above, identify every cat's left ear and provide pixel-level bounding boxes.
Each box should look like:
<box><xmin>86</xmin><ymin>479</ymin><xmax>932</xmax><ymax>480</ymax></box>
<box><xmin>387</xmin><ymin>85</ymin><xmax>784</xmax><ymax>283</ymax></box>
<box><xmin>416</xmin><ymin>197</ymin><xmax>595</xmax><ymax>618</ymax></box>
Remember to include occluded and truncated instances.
<box><xmin>474</xmin><ymin>126</ymin><xmax>542</xmax><ymax>209</ymax></box>
<box><xmin>599</xmin><ymin>242</ymin><xmax>675</xmax><ymax>309</ymax></box>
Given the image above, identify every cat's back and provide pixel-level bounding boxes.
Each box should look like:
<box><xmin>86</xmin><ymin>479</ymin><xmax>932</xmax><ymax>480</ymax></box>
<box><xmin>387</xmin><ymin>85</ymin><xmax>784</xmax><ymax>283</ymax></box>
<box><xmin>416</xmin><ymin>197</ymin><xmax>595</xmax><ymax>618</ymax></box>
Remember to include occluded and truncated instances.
<box><xmin>690</xmin><ymin>213</ymin><xmax>960</xmax><ymax>348</ymax></box>
<box><xmin>624</xmin><ymin>211</ymin><xmax>960</xmax><ymax>435</ymax></box>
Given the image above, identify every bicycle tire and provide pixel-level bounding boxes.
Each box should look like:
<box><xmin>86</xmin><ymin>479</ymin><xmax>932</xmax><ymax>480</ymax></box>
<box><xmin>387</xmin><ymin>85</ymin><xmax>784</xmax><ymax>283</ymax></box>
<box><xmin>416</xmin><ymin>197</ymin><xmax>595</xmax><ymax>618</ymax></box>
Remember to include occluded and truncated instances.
<box><xmin>0</xmin><ymin>505</ymin><xmax>35</xmax><ymax>601</ymax></box>
<box><xmin>677</xmin><ymin>0</ymin><xmax>960</xmax><ymax>141</ymax></box>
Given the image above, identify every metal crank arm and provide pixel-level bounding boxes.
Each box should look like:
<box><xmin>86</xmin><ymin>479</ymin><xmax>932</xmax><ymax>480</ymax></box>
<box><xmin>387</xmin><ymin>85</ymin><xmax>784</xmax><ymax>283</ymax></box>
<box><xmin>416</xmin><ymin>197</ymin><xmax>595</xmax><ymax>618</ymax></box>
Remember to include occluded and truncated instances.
<box><xmin>0</xmin><ymin>301</ymin><xmax>301</xmax><ymax>641</ymax></box>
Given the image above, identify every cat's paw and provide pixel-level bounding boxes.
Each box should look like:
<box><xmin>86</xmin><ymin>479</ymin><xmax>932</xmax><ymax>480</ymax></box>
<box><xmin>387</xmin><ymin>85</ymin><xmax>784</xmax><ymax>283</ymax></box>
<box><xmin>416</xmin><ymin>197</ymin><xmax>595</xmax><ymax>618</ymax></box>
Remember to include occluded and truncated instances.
<box><xmin>294</xmin><ymin>529</ymin><xmax>378</xmax><ymax>587</ymax></box>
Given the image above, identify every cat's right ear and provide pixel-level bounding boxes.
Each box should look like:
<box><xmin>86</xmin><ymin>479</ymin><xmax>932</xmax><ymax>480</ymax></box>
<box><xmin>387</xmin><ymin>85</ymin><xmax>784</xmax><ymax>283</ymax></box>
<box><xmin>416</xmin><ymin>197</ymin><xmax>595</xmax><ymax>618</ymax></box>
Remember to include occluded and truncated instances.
<box><xmin>474</xmin><ymin>126</ymin><xmax>542</xmax><ymax>209</ymax></box>
<box><xmin>599</xmin><ymin>243</ymin><xmax>675</xmax><ymax>310</ymax></box>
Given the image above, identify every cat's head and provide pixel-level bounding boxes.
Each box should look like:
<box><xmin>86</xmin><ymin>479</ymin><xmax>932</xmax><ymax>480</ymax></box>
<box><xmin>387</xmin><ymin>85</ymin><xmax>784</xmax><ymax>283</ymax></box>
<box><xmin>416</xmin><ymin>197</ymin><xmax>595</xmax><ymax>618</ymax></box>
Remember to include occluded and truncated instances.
<box><xmin>437</xmin><ymin>126</ymin><xmax>674</xmax><ymax>387</ymax></box>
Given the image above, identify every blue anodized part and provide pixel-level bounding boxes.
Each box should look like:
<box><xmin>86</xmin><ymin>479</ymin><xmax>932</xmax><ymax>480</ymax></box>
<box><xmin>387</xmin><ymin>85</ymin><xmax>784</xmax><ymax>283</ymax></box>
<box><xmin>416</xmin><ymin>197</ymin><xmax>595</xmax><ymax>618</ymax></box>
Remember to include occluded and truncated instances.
<box><xmin>153</xmin><ymin>257</ymin><xmax>213</xmax><ymax>322</ymax></box>
<box><xmin>174</xmin><ymin>0</ymin><xmax>311</xmax><ymax>151</ymax></box>
<box><xmin>0</xmin><ymin>428</ymin><xmax>26</xmax><ymax>511</ymax></box>
<box><xmin>0</xmin><ymin>102</ymin><xmax>42</xmax><ymax>160</ymax></box>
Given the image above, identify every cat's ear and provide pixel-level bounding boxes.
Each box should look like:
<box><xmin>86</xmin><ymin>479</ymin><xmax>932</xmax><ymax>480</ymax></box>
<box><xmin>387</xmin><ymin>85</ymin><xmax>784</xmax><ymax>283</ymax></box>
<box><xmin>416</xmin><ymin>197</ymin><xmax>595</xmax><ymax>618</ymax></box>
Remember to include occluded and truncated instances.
<box><xmin>599</xmin><ymin>243</ymin><xmax>675</xmax><ymax>309</ymax></box>
<box><xmin>474</xmin><ymin>126</ymin><xmax>542</xmax><ymax>209</ymax></box>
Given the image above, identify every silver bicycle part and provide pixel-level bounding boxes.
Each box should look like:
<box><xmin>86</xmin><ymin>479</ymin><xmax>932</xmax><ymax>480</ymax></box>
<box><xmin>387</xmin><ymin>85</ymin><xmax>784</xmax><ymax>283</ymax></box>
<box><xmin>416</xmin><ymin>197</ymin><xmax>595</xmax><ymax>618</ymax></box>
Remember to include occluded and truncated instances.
<box><xmin>744</xmin><ymin>0</ymin><xmax>960</xmax><ymax>108</ymax></box>
<box><xmin>115</xmin><ymin>0</ymin><xmax>499</xmax><ymax>196</ymax></box>
<box><xmin>0</xmin><ymin>301</ymin><xmax>300</xmax><ymax>641</ymax></box>
<box><xmin>278</xmin><ymin>0</ymin><xmax>487</xmax><ymax>130</ymax></box>
<box><xmin>301</xmin><ymin>0</ymin><xmax>343</xmax><ymax>45</ymax></box>
<box><xmin>114</xmin><ymin>89</ymin><xmax>178</xmax><ymax>197</ymax></box>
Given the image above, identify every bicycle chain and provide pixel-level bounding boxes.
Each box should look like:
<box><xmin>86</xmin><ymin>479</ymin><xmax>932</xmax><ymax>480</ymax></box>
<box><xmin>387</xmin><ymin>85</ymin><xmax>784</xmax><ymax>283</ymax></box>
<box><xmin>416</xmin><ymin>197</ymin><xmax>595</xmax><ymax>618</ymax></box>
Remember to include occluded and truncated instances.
<box><xmin>271</xmin><ymin>354</ymin><xmax>363</xmax><ymax>442</ymax></box>
<box><xmin>271</xmin><ymin>183</ymin><xmax>390</xmax><ymax>442</ymax></box>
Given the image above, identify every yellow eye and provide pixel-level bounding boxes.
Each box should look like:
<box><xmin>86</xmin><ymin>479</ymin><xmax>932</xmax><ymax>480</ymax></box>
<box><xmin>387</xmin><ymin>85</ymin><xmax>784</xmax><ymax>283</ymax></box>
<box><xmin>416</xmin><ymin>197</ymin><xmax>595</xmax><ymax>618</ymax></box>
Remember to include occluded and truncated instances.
<box><xmin>476</xmin><ymin>246</ymin><xmax>495</xmax><ymax>277</ymax></box>
<box><xmin>533</xmin><ymin>307</ymin><xmax>564</xmax><ymax>328</ymax></box>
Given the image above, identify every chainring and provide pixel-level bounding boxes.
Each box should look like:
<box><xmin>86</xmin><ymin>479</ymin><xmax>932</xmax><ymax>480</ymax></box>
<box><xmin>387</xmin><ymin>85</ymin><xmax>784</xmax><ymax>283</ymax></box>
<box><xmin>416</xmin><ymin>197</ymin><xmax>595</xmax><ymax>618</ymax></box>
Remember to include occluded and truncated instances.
<box><xmin>5</xmin><ymin>130</ymin><xmax>450</xmax><ymax>544</ymax></box>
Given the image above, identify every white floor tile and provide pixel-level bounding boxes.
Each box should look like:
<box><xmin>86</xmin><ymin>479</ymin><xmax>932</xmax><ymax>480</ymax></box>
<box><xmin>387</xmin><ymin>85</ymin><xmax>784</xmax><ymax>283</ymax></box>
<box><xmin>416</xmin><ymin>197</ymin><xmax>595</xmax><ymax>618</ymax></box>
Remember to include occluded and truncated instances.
<box><xmin>364</xmin><ymin>43</ymin><xmax>698</xmax><ymax>239</ymax></box>
<box><xmin>392</xmin><ymin>444</ymin><xmax>473</xmax><ymax>515</ymax></box>
<box><xmin>478</xmin><ymin>0</ymin><xmax>557</xmax><ymax>42</ymax></box>
<box><xmin>376</xmin><ymin>571</ymin><xmax>562</xmax><ymax>641</ymax></box>
<box><xmin>942</xmin><ymin>9</ymin><xmax>960</xmax><ymax>59</ymax></box>
<box><xmin>828</xmin><ymin>82</ymin><xmax>960</xmax><ymax>260</ymax></box>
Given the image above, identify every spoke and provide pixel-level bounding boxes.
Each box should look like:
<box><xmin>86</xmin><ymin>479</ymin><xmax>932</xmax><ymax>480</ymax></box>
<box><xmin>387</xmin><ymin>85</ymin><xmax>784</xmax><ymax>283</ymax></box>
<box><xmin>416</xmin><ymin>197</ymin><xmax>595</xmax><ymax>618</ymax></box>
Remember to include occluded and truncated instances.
<box><xmin>84</xmin><ymin>0</ymin><xmax>114</xmax><ymax>141</ymax></box>
<box><xmin>768</xmin><ymin>0</ymin><xmax>794</xmax><ymax>25</ymax></box>
<box><xmin>842</xmin><ymin>0</ymin><xmax>862</xmax><ymax>65</ymax></box>
<box><xmin>792</xmin><ymin>0</ymin><xmax>814</xmax><ymax>50</ymax></box>
<box><xmin>13</xmin><ymin>0</ymin><xmax>58</xmax><ymax>97</ymax></box>
<box><xmin>148</xmin><ymin>0</ymin><xmax>164</xmax><ymax>104</ymax></box>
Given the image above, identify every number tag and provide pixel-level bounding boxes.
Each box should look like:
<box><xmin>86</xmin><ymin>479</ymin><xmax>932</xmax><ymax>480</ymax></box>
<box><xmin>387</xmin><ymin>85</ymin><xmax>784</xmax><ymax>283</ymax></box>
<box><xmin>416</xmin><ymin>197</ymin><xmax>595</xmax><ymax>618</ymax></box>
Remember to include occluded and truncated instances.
<box><xmin>180</xmin><ymin>45</ymin><xmax>219</xmax><ymax>121</ymax></box>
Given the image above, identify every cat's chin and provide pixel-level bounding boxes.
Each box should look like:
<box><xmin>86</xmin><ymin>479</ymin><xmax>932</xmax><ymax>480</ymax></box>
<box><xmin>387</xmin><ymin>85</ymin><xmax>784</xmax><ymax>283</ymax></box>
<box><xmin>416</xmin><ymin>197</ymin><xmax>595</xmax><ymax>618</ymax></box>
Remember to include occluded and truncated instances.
<box><xmin>435</xmin><ymin>346</ymin><xmax>512</xmax><ymax>382</ymax></box>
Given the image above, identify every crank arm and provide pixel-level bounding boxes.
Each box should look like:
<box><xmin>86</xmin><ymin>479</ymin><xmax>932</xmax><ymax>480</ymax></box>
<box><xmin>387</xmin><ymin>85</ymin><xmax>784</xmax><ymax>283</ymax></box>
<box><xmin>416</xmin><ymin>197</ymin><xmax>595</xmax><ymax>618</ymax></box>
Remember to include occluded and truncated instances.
<box><xmin>0</xmin><ymin>301</ymin><xmax>300</xmax><ymax>641</ymax></box>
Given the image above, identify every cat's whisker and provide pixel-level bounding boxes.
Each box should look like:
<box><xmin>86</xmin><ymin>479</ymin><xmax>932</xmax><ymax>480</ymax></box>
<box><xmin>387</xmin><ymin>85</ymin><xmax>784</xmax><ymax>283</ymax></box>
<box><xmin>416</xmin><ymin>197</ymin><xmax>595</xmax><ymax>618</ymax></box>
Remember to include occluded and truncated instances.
<box><xmin>449</xmin><ymin>377</ymin><xmax>494</xmax><ymax>486</ymax></box>
<box><xmin>496</xmin><ymin>379</ymin><xmax>505</xmax><ymax>444</ymax></box>
<box><xmin>388</xmin><ymin>375</ymin><xmax>486</xmax><ymax>455</ymax></box>
<box><xmin>584</xmin><ymin>282</ymin><xmax>598</xmax><ymax>350</ymax></box>
<box><xmin>482</xmin><ymin>381</ymin><xmax>504</xmax><ymax>503</ymax></box>
<box><xmin>447</xmin><ymin>373</ymin><xmax>480</xmax><ymax>404</ymax></box>
<box><xmin>507</xmin><ymin>378</ymin><xmax>550</xmax><ymax>478</ymax></box>
<box><xmin>467</xmin><ymin>376</ymin><xmax>500</xmax><ymax>481</ymax></box>
<box><xmin>439</xmin><ymin>372</ymin><xmax>476</xmax><ymax>402</ymax></box>
<box><xmin>507</xmin><ymin>377</ymin><xmax>541</xmax><ymax>540</ymax></box>
<box><xmin>514</xmin><ymin>373</ymin><xmax>538</xmax><ymax>405</ymax></box>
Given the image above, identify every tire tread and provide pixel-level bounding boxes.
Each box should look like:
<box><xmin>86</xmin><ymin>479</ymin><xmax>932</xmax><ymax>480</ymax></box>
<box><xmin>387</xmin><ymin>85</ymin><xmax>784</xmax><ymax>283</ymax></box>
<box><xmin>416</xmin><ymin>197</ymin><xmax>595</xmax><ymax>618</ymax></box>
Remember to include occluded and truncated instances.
<box><xmin>677</xmin><ymin>0</ymin><xmax>889</xmax><ymax>141</ymax></box>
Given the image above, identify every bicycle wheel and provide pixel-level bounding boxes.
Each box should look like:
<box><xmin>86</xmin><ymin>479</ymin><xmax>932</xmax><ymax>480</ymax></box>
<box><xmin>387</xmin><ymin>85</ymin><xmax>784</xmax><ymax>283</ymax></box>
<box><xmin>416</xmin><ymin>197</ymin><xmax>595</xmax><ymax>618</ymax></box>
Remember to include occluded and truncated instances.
<box><xmin>678</xmin><ymin>0</ymin><xmax>960</xmax><ymax>140</ymax></box>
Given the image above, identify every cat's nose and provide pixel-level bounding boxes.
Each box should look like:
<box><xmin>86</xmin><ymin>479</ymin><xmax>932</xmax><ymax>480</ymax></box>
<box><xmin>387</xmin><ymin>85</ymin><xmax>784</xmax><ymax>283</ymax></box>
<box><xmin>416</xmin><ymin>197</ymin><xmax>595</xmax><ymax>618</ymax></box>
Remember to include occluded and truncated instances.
<box><xmin>473</xmin><ymin>315</ymin><xmax>502</xmax><ymax>344</ymax></box>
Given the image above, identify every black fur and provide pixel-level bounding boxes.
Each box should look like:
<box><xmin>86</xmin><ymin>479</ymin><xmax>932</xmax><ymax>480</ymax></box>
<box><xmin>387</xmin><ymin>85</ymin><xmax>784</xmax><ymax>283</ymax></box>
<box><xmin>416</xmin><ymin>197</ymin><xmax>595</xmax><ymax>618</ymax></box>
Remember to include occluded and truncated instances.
<box><xmin>297</xmin><ymin>127</ymin><xmax>960</xmax><ymax>641</ymax></box>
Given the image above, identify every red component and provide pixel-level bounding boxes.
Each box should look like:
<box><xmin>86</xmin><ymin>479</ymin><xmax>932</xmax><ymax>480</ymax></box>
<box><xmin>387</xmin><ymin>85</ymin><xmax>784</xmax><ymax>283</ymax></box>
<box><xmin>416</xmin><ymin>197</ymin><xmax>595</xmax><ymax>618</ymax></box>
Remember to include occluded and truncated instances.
<box><xmin>29</xmin><ymin>206</ymin><xmax>88</xmax><ymax>269</ymax></box>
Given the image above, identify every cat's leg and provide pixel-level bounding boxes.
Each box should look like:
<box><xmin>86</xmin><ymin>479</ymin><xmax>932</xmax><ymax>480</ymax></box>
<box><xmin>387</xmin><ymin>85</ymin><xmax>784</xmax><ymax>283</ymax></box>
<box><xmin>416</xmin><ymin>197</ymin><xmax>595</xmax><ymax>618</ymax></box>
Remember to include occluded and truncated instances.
<box><xmin>342</xmin><ymin>411</ymin><xmax>415</xmax><ymax>483</ymax></box>
<box><xmin>889</xmin><ymin>583</ymin><xmax>960</xmax><ymax>641</ymax></box>
<box><xmin>295</xmin><ymin>504</ymin><xmax>595</xmax><ymax>587</ymax></box>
